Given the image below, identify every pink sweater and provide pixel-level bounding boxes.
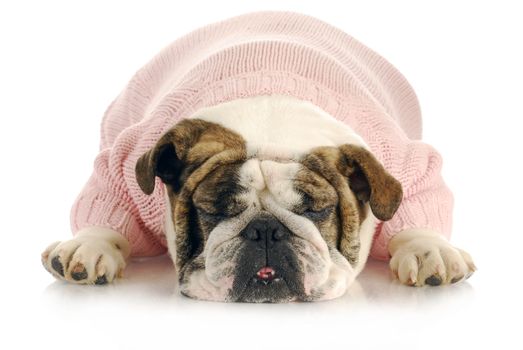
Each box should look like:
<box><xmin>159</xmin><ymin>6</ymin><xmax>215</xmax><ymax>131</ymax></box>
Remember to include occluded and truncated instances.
<box><xmin>70</xmin><ymin>12</ymin><xmax>453</xmax><ymax>260</ymax></box>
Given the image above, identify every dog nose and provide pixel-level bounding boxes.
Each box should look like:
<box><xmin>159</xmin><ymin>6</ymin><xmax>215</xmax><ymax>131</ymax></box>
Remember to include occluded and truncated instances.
<box><xmin>241</xmin><ymin>217</ymin><xmax>290</xmax><ymax>242</ymax></box>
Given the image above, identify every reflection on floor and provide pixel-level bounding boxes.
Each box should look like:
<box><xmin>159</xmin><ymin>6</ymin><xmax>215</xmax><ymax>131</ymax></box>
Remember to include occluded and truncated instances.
<box><xmin>43</xmin><ymin>254</ymin><xmax>475</xmax><ymax>310</ymax></box>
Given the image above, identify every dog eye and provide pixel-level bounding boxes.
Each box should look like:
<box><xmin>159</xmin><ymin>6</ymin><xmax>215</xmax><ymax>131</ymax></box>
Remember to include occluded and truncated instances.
<box><xmin>302</xmin><ymin>206</ymin><xmax>334</xmax><ymax>221</ymax></box>
<box><xmin>196</xmin><ymin>208</ymin><xmax>236</xmax><ymax>222</ymax></box>
<box><xmin>196</xmin><ymin>209</ymin><xmax>227</xmax><ymax>222</ymax></box>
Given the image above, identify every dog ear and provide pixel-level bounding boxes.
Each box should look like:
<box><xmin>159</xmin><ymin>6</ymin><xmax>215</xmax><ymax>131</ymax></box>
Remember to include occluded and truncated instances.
<box><xmin>135</xmin><ymin>119</ymin><xmax>212</xmax><ymax>195</ymax></box>
<box><xmin>337</xmin><ymin>144</ymin><xmax>403</xmax><ymax>221</ymax></box>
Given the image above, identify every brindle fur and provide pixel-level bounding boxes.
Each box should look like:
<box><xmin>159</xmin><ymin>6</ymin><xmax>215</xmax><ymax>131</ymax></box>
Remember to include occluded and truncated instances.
<box><xmin>136</xmin><ymin>118</ymin><xmax>402</xmax><ymax>288</ymax></box>
<box><xmin>300</xmin><ymin>148</ymin><xmax>363</xmax><ymax>266</ymax></box>
<box><xmin>292</xmin><ymin>167</ymin><xmax>340</xmax><ymax>249</ymax></box>
<box><xmin>300</xmin><ymin>145</ymin><xmax>402</xmax><ymax>266</ymax></box>
<box><xmin>136</xmin><ymin>119</ymin><xmax>248</xmax><ymax>271</ymax></box>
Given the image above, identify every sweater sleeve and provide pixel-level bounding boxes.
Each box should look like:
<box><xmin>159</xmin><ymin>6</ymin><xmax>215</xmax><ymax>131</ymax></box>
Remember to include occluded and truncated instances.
<box><xmin>370</xmin><ymin>140</ymin><xmax>454</xmax><ymax>261</ymax></box>
<box><xmin>69</xmin><ymin>146</ymin><xmax>167</xmax><ymax>257</ymax></box>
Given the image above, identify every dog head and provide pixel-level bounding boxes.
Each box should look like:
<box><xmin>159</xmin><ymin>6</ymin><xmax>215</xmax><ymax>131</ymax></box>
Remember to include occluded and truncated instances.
<box><xmin>136</xmin><ymin>118</ymin><xmax>402</xmax><ymax>302</ymax></box>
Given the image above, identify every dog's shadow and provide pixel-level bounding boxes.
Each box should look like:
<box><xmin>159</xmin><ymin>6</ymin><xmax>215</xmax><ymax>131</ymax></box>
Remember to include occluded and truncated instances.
<box><xmin>42</xmin><ymin>255</ymin><xmax>475</xmax><ymax>308</ymax></box>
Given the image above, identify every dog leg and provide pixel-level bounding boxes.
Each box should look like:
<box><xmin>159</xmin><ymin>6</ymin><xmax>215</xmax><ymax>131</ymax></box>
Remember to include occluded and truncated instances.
<box><xmin>388</xmin><ymin>229</ymin><xmax>476</xmax><ymax>286</ymax></box>
<box><xmin>41</xmin><ymin>227</ymin><xmax>130</xmax><ymax>285</ymax></box>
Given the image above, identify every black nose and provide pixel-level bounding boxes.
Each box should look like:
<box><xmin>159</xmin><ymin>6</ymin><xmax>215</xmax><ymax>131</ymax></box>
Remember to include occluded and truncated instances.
<box><xmin>241</xmin><ymin>217</ymin><xmax>290</xmax><ymax>243</ymax></box>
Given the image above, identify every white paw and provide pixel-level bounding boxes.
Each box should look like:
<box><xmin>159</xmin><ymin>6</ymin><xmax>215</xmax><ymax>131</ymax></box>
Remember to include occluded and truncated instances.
<box><xmin>389</xmin><ymin>230</ymin><xmax>476</xmax><ymax>287</ymax></box>
<box><xmin>41</xmin><ymin>228</ymin><xmax>130</xmax><ymax>285</ymax></box>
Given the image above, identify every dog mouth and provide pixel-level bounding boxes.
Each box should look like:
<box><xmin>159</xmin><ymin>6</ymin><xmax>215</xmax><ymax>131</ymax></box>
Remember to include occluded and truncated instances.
<box><xmin>182</xmin><ymin>227</ymin><xmax>330</xmax><ymax>302</ymax></box>
<box><xmin>231</xmin><ymin>265</ymin><xmax>306</xmax><ymax>303</ymax></box>
<box><xmin>255</xmin><ymin>266</ymin><xmax>277</xmax><ymax>283</ymax></box>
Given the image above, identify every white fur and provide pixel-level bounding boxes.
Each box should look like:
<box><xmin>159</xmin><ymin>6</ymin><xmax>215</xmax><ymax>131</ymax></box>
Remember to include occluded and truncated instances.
<box><xmin>181</xmin><ymin>157</ymin><xmax>357</xmax><ymax>301</ymax></box>
<box><xmin>259</xmin><ymin>160</ymin><xmax>303</xmax><ymax>208</ymax></box>
<box><xmin>259</xmin><ymin>192</ymin><xmax>354</xmax><ymax>300</ymax></box>
<box><xmin>164</xmin><ymin>190</ymin><xmax>177</xmax><ymax>264</ymax></box>
<box><xmin>184</xmin><ymin>206</ymin><xmax>259</xmax><ymax>301</ymax></box>
<box><xmin>41</xmin><ymin>227</ymin><xmax>129</xmax><ymax>284</ymax></box>
<box><xmin>190</xmin><ymin>95</ymin><xmax>370</xmax><ymax>160</ymax></box>
<box><xmin>178</xmin><ymin>95</ymin><xmax>379</xmax><ymax>300</ymax></box>
<box><xmin>389</xmin><ymin>229</ymin><xmax>476</xmax><ymax>286</ymax></box>
<box><xmin>196</xmin><ymin>101</ymin><xmax>373</xmax><ymax>249</ymax></box>
<box><xmin>354</xmin><ymin>210</ymin><xmax>378</xmax><ymax>276</ymax></box>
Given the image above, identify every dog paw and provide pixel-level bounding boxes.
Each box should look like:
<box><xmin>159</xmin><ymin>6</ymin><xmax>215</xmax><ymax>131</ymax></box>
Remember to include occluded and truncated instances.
<box><xmin>389</xmin><ymin>231</ymin><xmax>476</xmax><ymax>287</ymax></box>
<box><xmin>41</xmin><ymin>228</ymin><xmax>129</xmax><ymax>285</ymax></box>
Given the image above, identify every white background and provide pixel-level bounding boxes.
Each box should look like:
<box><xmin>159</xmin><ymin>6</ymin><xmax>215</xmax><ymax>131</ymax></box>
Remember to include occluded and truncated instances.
<box><xmin>1</xmin><ymin>0</ymin><xmax>522</xmax><ymax>349</ymax></box>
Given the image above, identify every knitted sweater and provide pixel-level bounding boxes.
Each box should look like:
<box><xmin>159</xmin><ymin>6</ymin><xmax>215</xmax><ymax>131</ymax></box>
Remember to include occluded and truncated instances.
<box><xmin>70</xmin><ymin>12</ymin><xmax>453</xmax><ymax>260</ymax></box>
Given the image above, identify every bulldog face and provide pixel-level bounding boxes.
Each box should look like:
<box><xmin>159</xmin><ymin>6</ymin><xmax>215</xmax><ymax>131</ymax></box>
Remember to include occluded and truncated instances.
<box><xmin>136</xmin><ymin>119</ymin><xmax>402</xmax><ymax>302</ymax></box>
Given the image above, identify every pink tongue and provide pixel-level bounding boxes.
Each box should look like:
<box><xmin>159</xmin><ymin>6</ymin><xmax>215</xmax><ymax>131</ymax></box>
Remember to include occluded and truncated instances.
<box><xmin>256</xmin><ymin>267</ymin><xmax>275</xmax><ymax>280</ymax></box>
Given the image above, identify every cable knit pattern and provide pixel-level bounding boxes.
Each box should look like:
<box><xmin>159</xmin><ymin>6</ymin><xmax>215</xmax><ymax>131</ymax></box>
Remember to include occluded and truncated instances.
<box><xmin>70</xmin><ymin>11</ymin><xmax>453</xmax><ymax>259</ymax></box>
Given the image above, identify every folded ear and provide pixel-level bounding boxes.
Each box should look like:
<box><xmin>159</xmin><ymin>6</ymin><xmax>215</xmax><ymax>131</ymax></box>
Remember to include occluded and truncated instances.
<box><xmin>135</xmin><ymin>119</ymin><xmax>214</xmax><ymax>195</ymax></box>
<box><xmin>135</xmin><ymin>138</ymin><xmax>179</xmax><ymax>195</ymax></box>
<box><xmin>338</xmin><ymin>144</ymin><xmax>403</xmax><ymax>221</ymax></box>
<box><xmin>136</xmin><ymin>118</ymin><xmax>247</xmax><ymax>195</ymax></box>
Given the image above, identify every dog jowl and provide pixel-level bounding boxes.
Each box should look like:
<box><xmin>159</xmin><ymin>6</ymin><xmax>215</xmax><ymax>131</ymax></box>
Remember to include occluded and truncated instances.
<box><xmin>135</xmin><ymin>119</ymin><xmax>402</xmax><ymax>302</ymax></box>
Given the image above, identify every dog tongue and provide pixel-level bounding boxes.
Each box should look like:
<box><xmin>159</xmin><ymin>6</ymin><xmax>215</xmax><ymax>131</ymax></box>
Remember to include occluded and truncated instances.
<box><xmin>256</xmin><ymin>266</ymin><xmax>275</xmax><ymax>280</ymax></box>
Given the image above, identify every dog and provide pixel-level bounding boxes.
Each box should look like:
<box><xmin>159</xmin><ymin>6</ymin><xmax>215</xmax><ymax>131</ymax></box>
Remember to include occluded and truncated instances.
<box><xmin>41</xmin><ymin>12</ymin><xmax>475</xmax><ymax>302</ymax></box>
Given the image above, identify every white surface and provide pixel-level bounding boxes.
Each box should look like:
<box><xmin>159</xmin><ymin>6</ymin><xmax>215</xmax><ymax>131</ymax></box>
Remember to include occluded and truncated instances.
<box><xmin>1</xmin><ymin>1</ymin><xmax>522</xmax><ymax>349</ymax></box>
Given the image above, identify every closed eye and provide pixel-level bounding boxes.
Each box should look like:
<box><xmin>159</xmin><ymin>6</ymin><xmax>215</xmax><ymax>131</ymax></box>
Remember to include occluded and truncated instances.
<box><xmin>196</xmin><ymin>208</ymin><xmax>230</xmax><ymax>221</ymax></box>
<box><xmin>303</xmin><ymin>206</ymin><xmax>334</xmax><ymax>221</ymax></box>
<box><xmin>195</xmin><ymin>207</ymin><xmax>240</xmax><ymax>223</ymax></box>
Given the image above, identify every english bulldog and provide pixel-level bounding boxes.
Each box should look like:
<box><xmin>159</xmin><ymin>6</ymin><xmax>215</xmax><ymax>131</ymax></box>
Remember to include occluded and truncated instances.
<box><xmin>41</xmin><ymin>12</ymin><xmax>475</xmax><ymax>302</ymax></box>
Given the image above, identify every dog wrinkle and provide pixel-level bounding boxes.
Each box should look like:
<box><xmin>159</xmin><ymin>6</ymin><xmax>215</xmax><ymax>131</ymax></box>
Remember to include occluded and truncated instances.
<box><xmin>238</xmin><ymin>158</ymin><xmax>265</xmax><ymax>191</ymax></box>
<box><xmin>259</xmin><ymin>160</ymin><xmax>302</xmax><ymax>208</ymax></box>
<box><xmin>176</xmin><ymin>136</ymin><xmax>369</xmax><ymax>301</ymax></box>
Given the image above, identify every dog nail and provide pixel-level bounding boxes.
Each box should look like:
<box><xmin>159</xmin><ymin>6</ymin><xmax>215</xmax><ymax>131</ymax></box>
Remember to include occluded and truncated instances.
<box><xmin>425</xmin><ymin>274</ymin><xmax>442</xmax><ymax>286</ymax></box>
<box><xmin>51</xmin><ymin>256</ymin><xmax>64</xmax><ymax>277</ymax></box>
<box><xmin>451</xmin><ymin>275</ymin><xmax>464</xmax><ymax>284</ymax></box>
<box><xmin>71</xmin><ymin>263</ymin><xmax>88</xmax><ymax>281</ymax></box>
<box><xmin>95</xmin><ymin>275</ymin><xmax>108</xmax><ymax>285</ymax></box>
<box><xmin>410</xmin><ymin>271</ymin><xmax>417</xmax><ymax>281</ymax></box>
<box><xmin>407</xmin><ymin>272</ymin><xmax>417</xmax><ymax>286</ymax></box>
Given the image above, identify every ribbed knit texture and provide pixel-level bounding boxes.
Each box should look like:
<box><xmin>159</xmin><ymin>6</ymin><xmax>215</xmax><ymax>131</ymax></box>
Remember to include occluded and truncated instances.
<box><xmin>70</xmin><ymin>12</ymin><xmax>453</xmax><ymax>259</ymax></box>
